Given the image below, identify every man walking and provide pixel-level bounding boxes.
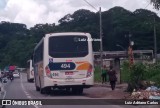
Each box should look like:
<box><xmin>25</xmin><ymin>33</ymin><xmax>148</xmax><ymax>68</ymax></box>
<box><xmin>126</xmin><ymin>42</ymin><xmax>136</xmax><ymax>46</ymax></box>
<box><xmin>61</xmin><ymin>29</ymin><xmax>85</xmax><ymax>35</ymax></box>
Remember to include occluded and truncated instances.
<box><xmin>107</xmin><ymin>65</ymin><xmax>117</xmax><ymax>90</ymax></box>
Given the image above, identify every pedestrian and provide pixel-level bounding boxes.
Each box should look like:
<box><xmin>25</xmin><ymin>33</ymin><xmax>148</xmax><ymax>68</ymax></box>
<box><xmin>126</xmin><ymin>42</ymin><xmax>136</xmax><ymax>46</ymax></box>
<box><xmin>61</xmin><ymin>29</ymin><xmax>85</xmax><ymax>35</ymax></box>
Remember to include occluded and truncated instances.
<box><xmin>101</xmin><ymin>65</ymin><xmax>107</xmax><ymax>84</ymax></box>
<box><xmin>107</xmin><ymin>65</ymin><xmax>117</xmax><ymax>90</ymax></box>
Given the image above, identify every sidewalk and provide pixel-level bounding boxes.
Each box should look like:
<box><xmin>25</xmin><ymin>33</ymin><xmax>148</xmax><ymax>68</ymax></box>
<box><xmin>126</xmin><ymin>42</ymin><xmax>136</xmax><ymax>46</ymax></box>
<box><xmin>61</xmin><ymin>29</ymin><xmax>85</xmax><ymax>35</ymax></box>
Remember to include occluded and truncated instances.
<box><xmin>84</xmin><ymin>83</ymin><xmax>130</xmax><ymax>99</ymax></box>
<box><xmin>94</xmin><ymin>82</ymin><xmax>128</xmax><ymax>89</ymax></box>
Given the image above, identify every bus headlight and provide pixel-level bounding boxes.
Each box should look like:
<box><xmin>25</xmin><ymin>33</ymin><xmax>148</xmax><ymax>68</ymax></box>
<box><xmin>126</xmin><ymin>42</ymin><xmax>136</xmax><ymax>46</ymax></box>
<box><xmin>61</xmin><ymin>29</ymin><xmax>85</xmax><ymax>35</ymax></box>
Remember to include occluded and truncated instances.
<box><xmin>86</xmin><ymin>65</ymin><xmax>92</xmax><ymax>77</ymax></box>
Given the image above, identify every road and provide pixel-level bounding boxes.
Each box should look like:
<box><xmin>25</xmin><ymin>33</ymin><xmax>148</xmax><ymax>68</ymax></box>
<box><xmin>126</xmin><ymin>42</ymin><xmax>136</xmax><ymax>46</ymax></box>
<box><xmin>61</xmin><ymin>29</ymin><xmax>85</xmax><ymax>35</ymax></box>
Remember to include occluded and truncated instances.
<box><xmin>2</xmin><ymin>73</ymin><xmax>159</xmax><ymax>108</ymax></box>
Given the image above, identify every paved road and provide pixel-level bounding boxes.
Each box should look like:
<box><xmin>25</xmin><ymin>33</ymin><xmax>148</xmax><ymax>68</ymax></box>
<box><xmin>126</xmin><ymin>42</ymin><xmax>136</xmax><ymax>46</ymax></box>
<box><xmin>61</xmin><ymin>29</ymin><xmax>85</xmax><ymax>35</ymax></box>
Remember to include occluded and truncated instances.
<box><xmin>2</xmin><ymin>73</ymin><xmax>160</xmax><ymax>108</ymax></box>
<box><xmin>3</xmin><ymin>77</ymin><xmax>34</xmax><ymax>108</ymax></box>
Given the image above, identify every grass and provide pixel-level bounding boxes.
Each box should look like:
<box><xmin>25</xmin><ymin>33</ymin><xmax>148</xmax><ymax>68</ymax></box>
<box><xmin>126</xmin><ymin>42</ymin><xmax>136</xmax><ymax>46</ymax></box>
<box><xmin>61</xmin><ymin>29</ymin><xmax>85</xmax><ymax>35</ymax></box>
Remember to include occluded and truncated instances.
<box><xmin>94</xmin><ymin>66</ymin><xmax>101</xmax><ymax>82</ymax></box>
<box><xmin>94</xmin><ymin>62</ymin><xmax>160</xmax><ymax>87</ymax></box>
<box><xmin>120</xmin><ymin>68</ymin><xmax>130</xmax><ymax>83</ymax></box>
<box><xmin>121</xmin><ymin>62</ymin><xmax>160</xmax><ymax>87</ymax></box>
<box><xmin>94</xmin><ymin>66</ymin><xmax>109</xmax><ymax>83</ymax></box>
<box><xmin>149</xmin><ymin>73</ymin><xmax>160</xmax><ymax>87</ymax></box>
<box><xmin>145</xmin><ymin>64</ymin><xmax>160</xmax><ymax>87</ymax></box>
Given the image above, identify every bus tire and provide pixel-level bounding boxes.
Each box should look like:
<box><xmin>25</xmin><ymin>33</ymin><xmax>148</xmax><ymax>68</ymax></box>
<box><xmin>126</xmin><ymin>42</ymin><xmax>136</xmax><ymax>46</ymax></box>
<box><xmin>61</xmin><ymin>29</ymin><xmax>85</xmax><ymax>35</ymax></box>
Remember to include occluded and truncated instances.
<box><xmin>31</xmin><ymin>79</ymin><xmax>34</xmax><ymax>82</ymax></box>
<box><xmin>36</xmin><ymin>86</ymin><xmax>40</xmax><ymax>91</ymax></box>
<box><xmin>72</xmin><ymin>87</ymin><xmax>83</xmax><ymax>95</ymax></box>
<box><xmin>28</xmin><ymin>79</ymin><xmax>31</xmax><ymax>82</ymax></box>
<box><xmin>46</xmin><ymin>87</ymin><xmax>51</xmax><ymax>94</ymax></box>
<box><xmin>66</xmin><ymin>88</ymin><xmax>71</xmax><ymax>92</ymax></box>
<box><xmin>77</xmin><ymin>88</ymin><xmax>83</xmax><ymax>94</ymax></box>
<box><xmin>40</xmin><ymin>86</ymin><xmax>46</xmax><ymax>94</ymax></box>
<box><xmin>40</xmin><ymin>88</ymin><xmax>45</xmax><ymax>94</ymax></box>
<box><xmin>39</xmin><ymin>80</ymin><xmax>45</xmax><ymax>94</ymax></box>
<box><xmin>72</xmin><ymin>88</ymin><xmax>76</xmax><ymax>94</ymax></box>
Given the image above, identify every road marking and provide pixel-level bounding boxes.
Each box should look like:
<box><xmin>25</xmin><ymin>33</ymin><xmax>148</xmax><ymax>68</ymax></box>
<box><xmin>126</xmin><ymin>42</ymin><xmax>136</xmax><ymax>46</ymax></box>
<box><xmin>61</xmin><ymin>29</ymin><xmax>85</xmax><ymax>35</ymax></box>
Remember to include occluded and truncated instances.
<box><xmin>25</xmin><ymin>93</ymin><xmax>30</xmax><ymax>96</ymax></box>
<box><xmin>27</xmin><ymin>96</ymin><xmax>32</xmax><ymax>99</ymax></box>
<box><xmin>1</xmin><ymin>91</ymin><xmax>7</xmax><ymax>99</ymax></box>
<box><xmin>34</xmin><ymin>105</ymin><xmax>39</xmax><ymax>108</ymax></box>
<box><xmin>24</xmin><ymin>90</ymin><xmax>27</xmax><ymax>93</ymax></box>
<box><xmin>20</xmin><ymin>74</ymin><xmax>39</xmax><ymax>108</ymax></box>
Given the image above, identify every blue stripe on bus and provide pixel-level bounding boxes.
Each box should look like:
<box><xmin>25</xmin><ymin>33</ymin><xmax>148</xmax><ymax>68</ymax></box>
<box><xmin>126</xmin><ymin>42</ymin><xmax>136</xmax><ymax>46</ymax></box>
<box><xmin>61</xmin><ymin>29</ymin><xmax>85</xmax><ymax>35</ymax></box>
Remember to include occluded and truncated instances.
<box><xmin>48</xmin><ymin>62</ymin><xmax>76</xmax><ymax>71</ymax></box>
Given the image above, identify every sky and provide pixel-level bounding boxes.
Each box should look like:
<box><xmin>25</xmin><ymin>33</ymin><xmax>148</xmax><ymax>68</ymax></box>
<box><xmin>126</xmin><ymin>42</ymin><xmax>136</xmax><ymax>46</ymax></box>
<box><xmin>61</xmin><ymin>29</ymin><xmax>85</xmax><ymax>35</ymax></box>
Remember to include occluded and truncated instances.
<box><xmin>0</xmin><ymin>0</ymin><xmax>159</xmax><ymax>28</ymax></box>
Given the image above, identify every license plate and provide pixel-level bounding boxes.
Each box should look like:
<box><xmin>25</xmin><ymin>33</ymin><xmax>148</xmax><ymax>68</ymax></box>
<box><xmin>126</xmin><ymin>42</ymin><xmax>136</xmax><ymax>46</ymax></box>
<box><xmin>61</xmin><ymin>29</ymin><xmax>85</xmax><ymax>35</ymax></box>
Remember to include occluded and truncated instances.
<box><xmin>65</xmin><ymin>78</ymin><xmax>74</xmax><ymax>82</ymax></box>
<box><xmin>65</xmin><ymin>72</ymin><xmax>73</xmax><ymax>75</ymax></box>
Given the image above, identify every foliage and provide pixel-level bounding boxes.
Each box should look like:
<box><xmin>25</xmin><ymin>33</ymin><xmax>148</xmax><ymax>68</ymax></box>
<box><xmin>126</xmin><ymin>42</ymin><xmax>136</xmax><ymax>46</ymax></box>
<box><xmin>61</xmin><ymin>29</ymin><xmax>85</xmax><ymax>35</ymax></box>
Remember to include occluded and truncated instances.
<box><xmin>127</xmin><ymin>63</ymin><xmax>147</xmax><ymax>92</ymax></box>
<box><xmin>94</xmin><ymin>66</ymin><xmax>101</xmax><ymax>82</ymax></box>
<box><xmin>0</xmin><ymin>6</ymin><xmax>160</xmax><ymax>68</ymax></box>
<box><xmin>144</xmin><ymin>63</ymin><xmax>160</xmax><ymax>86</ymax></box>
<box><xmin>120</xmin><ymin>61</ymin><xmax>130</xmax><ymax>82</ymax></box>
<box><xmin>121</xmin><ymin>62</ymin><xmax>160</xmax><ymax>92</ymax></box>
<box><xmin>151</xmin><ymin>0</ymin><xmax>160</xmax><ymax>10</ymax></box>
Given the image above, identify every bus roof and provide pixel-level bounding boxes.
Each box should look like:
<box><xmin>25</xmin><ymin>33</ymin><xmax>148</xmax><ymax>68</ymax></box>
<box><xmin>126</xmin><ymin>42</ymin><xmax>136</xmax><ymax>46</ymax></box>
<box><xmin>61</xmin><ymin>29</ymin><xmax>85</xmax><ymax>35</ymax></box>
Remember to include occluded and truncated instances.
<box><xmin>45</xmin><ymin>32</ymin><xmax>90</xmax><ymax>37</ymax></box>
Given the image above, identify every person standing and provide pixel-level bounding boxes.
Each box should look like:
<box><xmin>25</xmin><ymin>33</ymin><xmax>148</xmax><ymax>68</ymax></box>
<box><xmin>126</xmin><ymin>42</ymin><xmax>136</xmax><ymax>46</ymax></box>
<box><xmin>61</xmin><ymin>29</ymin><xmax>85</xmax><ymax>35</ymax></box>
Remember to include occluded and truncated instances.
<box><xmin>107</xmin><ymin>65</ymin><xmax>117</xmax><ymax>90</ymax></box>
<box><xmin>101</xmin><ymin>65</ymin><xmax>107</xmax><ymax>84</ymax></box>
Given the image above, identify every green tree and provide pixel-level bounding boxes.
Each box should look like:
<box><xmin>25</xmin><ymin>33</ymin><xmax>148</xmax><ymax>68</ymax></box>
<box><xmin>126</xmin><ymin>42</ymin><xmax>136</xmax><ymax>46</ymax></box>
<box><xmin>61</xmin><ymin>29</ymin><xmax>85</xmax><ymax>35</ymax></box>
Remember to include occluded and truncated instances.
<box><xmin>151</xmin><ymin>0</ymin><xmax>160</xmax><ymax>10</ymax></box>
<box><xmin>0</xmin><ymin>7</ymin><xmax>160</xmax><ymax>68</ymax></box>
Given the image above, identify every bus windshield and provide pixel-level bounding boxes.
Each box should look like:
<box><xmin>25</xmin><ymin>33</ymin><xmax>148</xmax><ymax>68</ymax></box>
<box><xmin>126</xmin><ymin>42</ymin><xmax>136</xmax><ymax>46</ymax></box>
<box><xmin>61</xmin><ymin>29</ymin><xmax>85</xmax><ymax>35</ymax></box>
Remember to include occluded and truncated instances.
<box><xmin>49</xmin><ymin>36</ymin><xmax>88</xmax><ymax>58</ymax></box>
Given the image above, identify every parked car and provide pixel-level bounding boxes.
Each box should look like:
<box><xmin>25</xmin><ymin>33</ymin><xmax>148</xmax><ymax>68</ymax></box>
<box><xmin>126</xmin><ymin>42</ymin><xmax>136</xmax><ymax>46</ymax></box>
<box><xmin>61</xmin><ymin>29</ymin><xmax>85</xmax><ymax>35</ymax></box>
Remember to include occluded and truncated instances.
<box><xmin>2</xmin><ymin>78</ymin><xmax>7</xmax><ymax>83</ymax></box>
<box><xmin>13</xmin><ymin>70</ymin><xmax>20</xmax><ymax>78</ymax></box>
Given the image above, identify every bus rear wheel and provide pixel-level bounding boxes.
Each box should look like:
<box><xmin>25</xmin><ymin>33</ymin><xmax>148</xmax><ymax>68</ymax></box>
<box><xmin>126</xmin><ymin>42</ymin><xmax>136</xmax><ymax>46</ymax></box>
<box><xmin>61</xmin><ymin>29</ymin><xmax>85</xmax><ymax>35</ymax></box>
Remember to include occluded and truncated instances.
<box><xmin>40</xmin><ymin>88</ymin><xmax>46</xmax><ymax>94</ymax></box>
<box><xmin>72</xmin><ymin>87</ymin><xmax>83</xmax><ymax>95</ymax></box>
<box><xmin>39</xmin><ymin>80</ymin><xmax>46</xmax><ymax>94</ymax></box>
<box><xmin>36</xmin><ymin>86</ymin><xmax>40</xmax><ymax>91</ymax></box>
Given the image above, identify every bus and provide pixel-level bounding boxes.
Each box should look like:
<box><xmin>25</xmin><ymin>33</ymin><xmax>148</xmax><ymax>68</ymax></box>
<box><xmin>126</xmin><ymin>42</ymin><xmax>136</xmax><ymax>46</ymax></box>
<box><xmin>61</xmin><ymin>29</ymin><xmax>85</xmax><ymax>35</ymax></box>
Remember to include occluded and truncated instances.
<box><xmin>27</xmin><ymin>60</ymin><xmax>34</xmax><ymax>82</ymax></box>
<box><xmin>33</xmin><ymin>32</ymin><xmax>94</xmax><ymax>94</ymax></box>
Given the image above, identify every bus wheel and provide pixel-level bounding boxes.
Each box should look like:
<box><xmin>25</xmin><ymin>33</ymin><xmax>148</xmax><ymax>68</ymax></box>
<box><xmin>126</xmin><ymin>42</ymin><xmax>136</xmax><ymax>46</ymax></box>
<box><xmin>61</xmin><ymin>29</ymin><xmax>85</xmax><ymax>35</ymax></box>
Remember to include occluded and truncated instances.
<box><xmin>77</xmin><ymin>88</ymin><xmax>83</xmax><ymax>94</ymax></box>
<box><xmin>72</xmin><ymin>87</ymin><xmax>76</xmax><ymax>94</ymax></box>
<box><xmin>36</xmin><ymin>86</ymin><xmax>40</xmax><ymax>91</ymax></box>
<box><xmin>40</xmin><ymin>88</ymin><xmax>45</xmax><ymax>94</ymax></box>
<box><xmin>40</xmin><ymin>81</ymin><xmax>45</xmax><ymax>94</ymax></box>
<box><xmin>28</xmin><ymin>79</ymin><xmax>31</xmax><ymax>82</ymax></box>
<box><xmin>28</xmin><ymin>79</ymin><xmax>33</xmax><ymax>82</ymax></box>
<box><xmin>46</xmin><ymin>87</ymin><xmax>51</xmax><ymax>94</ymax></box>
<box><xmin>66</xmin><ymin>88</ymin><xmax>71</xmax><ymax>92</ymax></box>
<box><xmin>72</xmin><ymin>87</ymin><xmax>83</xmax><ymax>95</ymax></box>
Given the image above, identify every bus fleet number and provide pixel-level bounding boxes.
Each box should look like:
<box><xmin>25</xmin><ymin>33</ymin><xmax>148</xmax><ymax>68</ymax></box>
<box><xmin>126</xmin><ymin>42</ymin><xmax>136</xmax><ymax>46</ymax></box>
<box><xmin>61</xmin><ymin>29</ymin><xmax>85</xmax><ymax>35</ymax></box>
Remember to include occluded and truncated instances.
<box><xmin>61</xmin><ymin>64</ymin><xmax>70</xmax><ymax>69</ymax></box>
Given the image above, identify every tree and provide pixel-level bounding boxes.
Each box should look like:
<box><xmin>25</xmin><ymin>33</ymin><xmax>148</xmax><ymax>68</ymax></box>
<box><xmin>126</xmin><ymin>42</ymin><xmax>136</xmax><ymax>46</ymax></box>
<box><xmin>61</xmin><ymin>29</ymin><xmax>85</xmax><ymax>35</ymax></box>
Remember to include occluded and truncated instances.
<box><xmin>0</xmin><ymin>7</ymin><xmax>160</xmax><ymax>68</ymax></box>
<box><xmin>151</xmin><ymin>0</ymin><xmax>160</xmax><ymax>10</ymax></box>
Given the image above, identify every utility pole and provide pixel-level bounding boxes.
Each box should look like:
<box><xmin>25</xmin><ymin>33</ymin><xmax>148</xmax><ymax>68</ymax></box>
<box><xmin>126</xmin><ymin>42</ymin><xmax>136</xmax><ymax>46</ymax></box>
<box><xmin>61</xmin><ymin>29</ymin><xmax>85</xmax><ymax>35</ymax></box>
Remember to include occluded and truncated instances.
<box><xmin>99</xmin><ymin>7</ymin><xmax>103</xmax><ymax>71</ymax></box>
<box><xmin>83</xmin><ymin>0</ymin><xmax>103</xmax><ymax>73</ymax></box>
<box><xmin>153</xmin><ymin>15</ymin><xmax>157</xmax><ymax>63</ymax></box>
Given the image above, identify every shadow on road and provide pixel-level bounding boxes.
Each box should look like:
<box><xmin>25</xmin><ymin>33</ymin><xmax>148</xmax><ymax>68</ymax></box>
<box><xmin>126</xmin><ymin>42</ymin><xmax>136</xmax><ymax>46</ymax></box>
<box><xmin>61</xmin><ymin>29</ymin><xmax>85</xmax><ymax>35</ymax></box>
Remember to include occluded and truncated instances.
<box><xmin>45</xmin><ymin>89</ymin><xmax>87</xmax><ymax>97</ymax></box>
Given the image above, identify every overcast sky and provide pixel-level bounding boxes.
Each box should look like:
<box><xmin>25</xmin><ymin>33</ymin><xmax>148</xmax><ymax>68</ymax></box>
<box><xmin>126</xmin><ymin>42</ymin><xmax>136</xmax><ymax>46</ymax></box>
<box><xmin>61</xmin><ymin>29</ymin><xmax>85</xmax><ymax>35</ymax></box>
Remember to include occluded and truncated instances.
<box><xmin>0</xmin><ymin>0</ymin><xmax>159</xmax><ymax>28</ymax></box>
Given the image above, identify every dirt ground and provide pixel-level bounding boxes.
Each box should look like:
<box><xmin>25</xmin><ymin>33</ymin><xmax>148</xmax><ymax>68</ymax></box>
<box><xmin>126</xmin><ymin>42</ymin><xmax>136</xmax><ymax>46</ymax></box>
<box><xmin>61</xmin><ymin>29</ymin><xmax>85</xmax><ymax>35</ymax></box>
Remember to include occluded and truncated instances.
<box><xmin>84</xmin><ymin>83</ymin><xmax>130</xmax><ymax>99</ymax></box>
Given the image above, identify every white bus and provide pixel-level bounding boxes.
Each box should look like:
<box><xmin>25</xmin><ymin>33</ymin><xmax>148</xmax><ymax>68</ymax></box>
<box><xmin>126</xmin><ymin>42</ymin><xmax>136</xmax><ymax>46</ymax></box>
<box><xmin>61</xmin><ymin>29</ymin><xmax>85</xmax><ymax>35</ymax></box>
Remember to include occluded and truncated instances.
<box><xmin>33</xmin><ymin>32</ymin><xmax>94</xmax><ymax>94</ymax></box>
<box><xmin>27</xmin><ymin>60</ymin><xmax>34</xmax><ymax>82</ymax></box>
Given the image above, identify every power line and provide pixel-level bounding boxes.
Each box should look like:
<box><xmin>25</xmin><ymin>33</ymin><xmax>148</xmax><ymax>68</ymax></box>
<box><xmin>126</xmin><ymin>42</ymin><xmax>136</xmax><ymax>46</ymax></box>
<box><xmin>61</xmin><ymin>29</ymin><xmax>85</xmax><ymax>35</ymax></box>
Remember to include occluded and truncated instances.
<box><xmin>144</xmin><ymin>2</ymin><xmax>150</xmax><ymax>9</ymax></box>
<box><xmin>82</xmin><ymin>0</ymin><xmax>104</xmax><ymax>74</ymax></box>
<box><xmin>83</xmin><ymin>0</ymin><xmax>98</xmax><ymax>11</ymax></box>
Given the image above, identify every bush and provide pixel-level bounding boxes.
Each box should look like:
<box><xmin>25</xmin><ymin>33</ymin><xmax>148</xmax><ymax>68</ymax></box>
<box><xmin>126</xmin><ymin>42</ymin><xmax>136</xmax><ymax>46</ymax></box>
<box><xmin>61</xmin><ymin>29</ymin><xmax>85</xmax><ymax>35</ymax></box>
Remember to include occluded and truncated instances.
<box><xmin>127</xmin><ymin>63</ymin><xmax>147</xmax><ymax>92</ymax></box>
<box><xmin>121</xmin><ymin>61</ymin><xmax>130</xmax><ymax>82</ymax></box>
<box><xmin>94</xmin><ymin>66</ymin><xmax>101</xmax><ymax>82</ymax></box>
<box><xmin>145</xmin><ymin>63</ymin><xmax>160</xmax><ymax>87</ymax></box>
<box><xmin>124</xmin><ymin>62</ymin><xmax>160</xmax><ymax>92</ymax></box>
